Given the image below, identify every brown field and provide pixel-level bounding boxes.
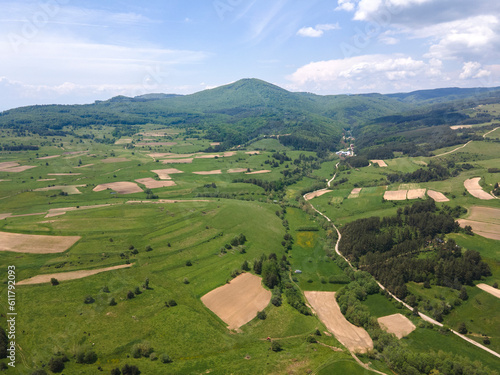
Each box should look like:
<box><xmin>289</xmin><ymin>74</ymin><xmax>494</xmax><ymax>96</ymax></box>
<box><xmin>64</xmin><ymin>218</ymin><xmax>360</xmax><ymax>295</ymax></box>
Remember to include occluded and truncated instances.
<box><xmin>35</xmin><ymin>185</ymin><xmax>86</xmax><ymax>195</ymax></box>
<box><xmin>47</xmin><ymin>173</ymin><xmax>82</xmax><ymax>176</ymax></box>
<box><xmin>0</xmin><ymin>162</ymin><xmax>19</xmax><ymax>169</ymax></box>
<box><xmin>45</xmin><ymin>204</ymin><xmax>111</xmax><ymax>218</ymax></box>
<box><xmin>378</xmin><ymin>314</ymin><xmax>416</xmax><ymax>339</ymax></box>
<box><xmin>75</xmin><ymin>164</ymin><xmax>94</xmax><ymax>168</ymax></box>
<box><xmin>210</xmin><ymin>142</ymin><xmax>221</xmax><ymax>146</ymax></box>
<box><xmin>163</xmin><ymin>154</ymin><xmax>196</xmax><ymax>158</ymax></box>
<box><xmin>304</xmin><ymin>189</ymin><xmax>332</xmax><ymax>201</ymax></box>
<box><xmin>227</xmin><ymin>168</ymin><xmax>248</xmax><ymax>173</ymax></box>
<box><xmin>467</xmin><ymin>206</ymin><xmax>500</xmax><ymax>224</ymax></box>
<box><xmin>245</xmin><ymin>151</ymin><xmax>260</xmax><ymax>155</ymax></box>
<box><xmin>201</xmin><ymin>273</ymin><xmax>271</xmax><ymax>330</ymax></box>
<box><xmin>457</xmin><ymin>219</ymin><xmax>500</xmax><ymax>240</ymax></box>
<box><xmin>126</xmin><ymin>199</ymin><xmax>209</xmax><ymax>205</ymax></box>
<box><xmin>304</xmin><ymin>291</ymin><xmax>373</xmax><ymax>353</ymax></box>
<box><xmin>37</xmin><ymin>179</ymin><xmax>56</xmax><ymax>182</ymax></box>
<box><xmin>162</xmin><ymin>158</ymin><xmax>193</xmax><ymax>164</ymax></box>
<box><xmin>135</xmin><ymin>178</ymin><xmax>176</xmax><ymax>188</ymax></box>
<box><xmin>464</xmin><ymin>177</ymin><xmax>494</xmax><ymax>200</ymax></box>
<box><xmin>151</xmin><ymin>168</ymin><xmax>184</xmax><ymax>179</ymax></box>
<box><xmin>0</xmin><ymin>213</ymin><xmax>12</xmax><ymax>220</ymax></box>
<box><xmin>101</xmin><ymin>157</ymin><xmax>130</xmax><ymax>163</ymax></box>
<box><xmin>0</xmin><ymin>164</ymin><xmax>37</xmax><ymax>172</ymax></box>
<box><xmin>223</xmin><ymin>151</ymin><xmax>236</xmax><ymax>157</ymax></box>
<box><xmin>192</xmin><ymin>170</ymin><xmax>222</xmax><ymax>175</ymax></box>
<box><xmin>138</xmin><ymin>131</ymin><xmax>176</xmax><ymax>137</ymax></box>
<box><xmin>195</xmin><ymin>154</ymin><xmax>222</xmax><ymax>159</ymax></box>
<box><xmin>245</xmin><ymin>170</ymin><xmax>271</xmax><ymax>175</ymax></box>
<box><xmin>37</xmin><ymin>155</ymin><xmax>61</xmax><ymax>160</ymax></box>
<box><xmin>0</xmin><ymin>231</ymin><xmax>81</xmax><ymax>253</ymax></box>
<box><xmin>148</xmin><ymin>152</ymin><xmax>175</xmax><ymax>158</ymax></box>
<box><xmin>370</xmin><ymin>159</ymin><xmax>387</xmax><ymax>167</ymax></box>
<box><xmin>407</xmin><ymin>189</ymin><xmax>426</xmax><ymax>199</ymax></box>
<box><xmin>450</xmin><ymin>125</ymin><xmax>475</xmax><ymax>129</ymax></box>
<box><xmin>384</xmin><ymin>190</ymin><xmax>407</xmax><ymax>201</ymax></box>
<box><xmin>17</xmin><ymin>264</ymin><xmax>133</xmax><ymax>285</ymax></box>
<box><xmin>348</xmin><ymin>188</ymin><xmax>362</xmax><ymax>199</ymax></box>
<box><xmin>476</xmin><ymin>284</ymin><xmax>500</xmax><ymax>299</ymax></box>
<box><xmin>427</xmin><ymin>190</ymin><xmax>449</xmax><ymax>202</ymax></box>
<box><xmin>93</xmin><ymin>182</ymin><xmax>143</xmax><ymax>194</ymax></box>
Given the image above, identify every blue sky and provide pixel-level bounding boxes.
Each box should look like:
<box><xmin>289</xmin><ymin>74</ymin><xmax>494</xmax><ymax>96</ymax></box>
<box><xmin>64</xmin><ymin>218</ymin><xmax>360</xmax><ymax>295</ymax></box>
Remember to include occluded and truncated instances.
<box><xmin>1</xmin><ymin>0</ymin><xmax>500</xmax><ymax>110</ymax></box>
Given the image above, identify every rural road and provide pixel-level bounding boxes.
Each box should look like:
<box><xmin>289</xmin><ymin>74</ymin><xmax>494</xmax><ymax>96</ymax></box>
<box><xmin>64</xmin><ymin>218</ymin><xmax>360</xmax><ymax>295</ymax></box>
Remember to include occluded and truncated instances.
<box><xmin>432</xmin><ymin>140</ymin><xmax>472</xmax><ymax>157</ymax></box>
<box><xmin>304</xmin><ymin>161</ymin><xmax>500</xmax><ymax>361</ymax></box>
<box><xmin>483</xmin><ymin>126</ymin><xmax>500</xmax><ymax>138</ymax></box>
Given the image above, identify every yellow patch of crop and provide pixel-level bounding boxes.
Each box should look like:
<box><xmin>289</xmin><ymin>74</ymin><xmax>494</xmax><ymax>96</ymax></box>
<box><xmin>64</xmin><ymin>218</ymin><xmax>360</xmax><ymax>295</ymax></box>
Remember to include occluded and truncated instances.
<box><xmin>296</xmin><ymin>231</ymin><xmax>316</xmax><ymax>248</ymax></box>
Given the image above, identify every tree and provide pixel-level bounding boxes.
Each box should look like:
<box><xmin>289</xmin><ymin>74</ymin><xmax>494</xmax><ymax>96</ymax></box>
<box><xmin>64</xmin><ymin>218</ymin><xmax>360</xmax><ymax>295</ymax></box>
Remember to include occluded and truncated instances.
<box><xmin>109</xmin><ymin>298</ymin><xmax>117</xmax><ymax>306</ymax></box>
<box><xmin>48</xmin><ymin>357</ymin><xmax>64</xmax><ymax>373</ymax></box>
<box><xmin>458</xmin><ymin>322</ymin><xmax>468</xmax><ymax>334</ymax></box>
<box><xmin>50</xmin><ymin>278</ymin><xmax>59</xmax><ymax>286</ymax></box>
<box><xmin>102</xmin><ymin>285</ymin><xmax>110</xmax><ymax>293</ymax></box>
<box><xmin>127</xmin><ymin>290</ymin><xmax>135</xmax><ymax>299</ymax></box>
<box><xmin>160</xmin><ymin>353</ymin><xmax>172</xmax><ymax>363</ymax></box>
<box><xmin>0</xmin><ymin>327</ymin><xmax>7</xmax><ymax>359</ymax></box>
<box><xmin>84</xmin><ymin>295</ymin><xmax>95</xmax><ymax>304</ymax></box>
<box><xmin>459</xmin><ymin>287</ymin><xmax>468</xmax><ymax>301</ymax></box>
<box><xmin>110</xmin><ymin>368</ymin><xmax>121</xmax><ymax>375</ymax></box>
<box><xmin>121</xmin><ymin>364</ymin><xmax>141</xmax><ymax>375</ymax></box>
<box><xmin>241</xmin><ymin>260</ymin><xmax>250</xmax><ymax>271</ymax></box>
<box><xmin>257</xmin><ymin>310</ymin><xmax>266</xmax><ymax>320</ymax></box>
<box><xmin>31</xmin><ymin>370</ymin><xmax>48</xmax><ymax>375</ymax></box>
<box><xmin>134</xmin><ymin>286</ymin><xmax>142</xmax><ymax>295</ymax></box>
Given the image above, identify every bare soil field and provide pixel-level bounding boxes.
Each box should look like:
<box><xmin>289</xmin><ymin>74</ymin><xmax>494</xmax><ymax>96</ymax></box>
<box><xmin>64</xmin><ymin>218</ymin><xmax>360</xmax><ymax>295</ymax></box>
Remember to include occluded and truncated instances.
<box><xmin>0</xmin><ymin>213</ymin><xmax>12</xmax><ymax>220</ymax></box>
<box><xmin>75</xmin><ymin>164</ymin><xmax>94</xmax><ymax>168</ymax></box>
<box><xmin>223</xmin><ymin>151</ymin><xmax>236</xmax><ymax>157</ymax></box>
<box><xmin>245</xmin><ymin>151</ymin><xmax>260</xmax><ymax>155</ymax></box>
<box><xmin>148</xmin><ymin>152</ymin><xmax>174</xmax><ymax>158</ymax></box>
<box><xmin>195</xmin><ymin>154</ymin><xmax>222</xmax><ymax>159</ymax></box>
<box><xmin>0</xmin><ymin>163</ymin><xmax>37</xmax><ymax>172</ymax></box>
<box><xmin>35</xmin><ymin>185</ymin><xmax>86</xmax><ymax>194</ymax></box>
<box><xmin>377</xmin><ymin>313</ymin><xmax>416</xmax><ymax>339</ymax></box>
<box><xmin>407</xmin><ymin>189</ymin><xmax>426</xmax><ymax>199</ymax></box>
<box><xmin>245</xmin><ymin>170</ymin><xmax>271</xmax><ymax>175</ymax></box>
<box><xmin>0</xmin><ymin>231</ymin><xmax>81</xmax><ymax>253</ymax></box>
<box><xmin>304</xmin><ymin>189</ymin><xmax>332</xmax><ymax>201</ymax></box>
<box><xmin>162</xmin><ymin>158</ymin><xmax>193</xmax><ymax>164</ymax></box>
<box><xmin>476</xmin><ymin>284</ymin><xmax>500</xmax><ymax>299</ymax></box>
<box><xmin>464</xmin><ymin>178</ymin><xmax>494</xmax><ymax>200</ymax></box>
<box><xmin>384</xmin><ymin>190</ymin><xmax>407</xmax><ymax>201</ymax></box>
<box><xmin>151</xmin><ymin>168</ymin><xmax>184</xmax><ymax>179</ymax></box>
<box><xmin>17</xmin><ymin>263</ymin><xmax>133</xmax><ymax>285</ymax></box>
<box><xmin>101</xmin><ymin>157</ymin><xmax>130</xmax><ymax>163</ymax></box>
<box><xmin>193</xmin><ymin>170</ymin><xmax>222</xmax><ymax>175</ymax></box>
<box><xmin>37</xmin><ymin>155</ymin><xmax>61</xmax><ymax>160</ymax></box>
<box><xmin>467</xmin><ymin>206</ymin><xmax>500</xmax><ymax>224</ymax></box>
<box><xmin>45</xmin><ymin>204</ymin><xmax>111</xmax><ymax>218</ymax></box>
<box><xmin>348</xmin><ymin>188</ymin><xmax>362</xmax><ymax>199</ymax></box>
<box><xmin>201</xmin><ymin>273</ymin><xmax>271</xmax><ymax>330</ymax></box>
<box><xmin>93</xmin><ymin>182</ymin><xmax>143</xmax><ymax>194</ymax></box>
<box><xmin>37</xmin><ymin>179</ymin><xmax>56</xmax><ymax>182</ymax></box>
<box><xmin>126</xmin><ymin>199</ymin><xmax>209</xmax><ymax>205</ymax></box>
<box><xmin>370</xmin><ymin>160</ymin><xmax>387</xmax><ymax>167</ymax></box>
<box><xmin>210</xmin><ymin>142</ymin><xmax>221</xmax><ymax>146</ymax></box>
<box><xmin>0</xmin><ymin>162</ymin><xmax>19</xmax><ymax>169</ymax></box>
<box><xmin>47</xmin><ymin>173</ymin><xmax>81</xmax><ymax>176</ymax></box>
<box><xmin>457</xmin><ymin>219</ymin><xmax>500</xmax><ymax>241</ymax></box>
<box><xmin>135</xmin><ymin>178</ymin><xmax>176</xmax><ymax>188</ymax></box>
<box><xmin>304</xmin><ymin>291</ymin><xmax>373</xmax><ymax>353</ymax></box>
<box><xmin>427</xmin><ymin>190</ymin><xmax>449</xmax><ymax>202</ymax></box>
<box><xmin>227</xmin><ymin>168</ymin><xmax>248</xmax><ymax>173</ymax></box>
<box><xmin>163</xmin><ymin>154</ymin><xmax>196</xmax><ymax>158</ymax></box>
<box><xmin>450</xmin><ymin>125</ymin><xmax>475</xmax><ymax>129</ymax></box>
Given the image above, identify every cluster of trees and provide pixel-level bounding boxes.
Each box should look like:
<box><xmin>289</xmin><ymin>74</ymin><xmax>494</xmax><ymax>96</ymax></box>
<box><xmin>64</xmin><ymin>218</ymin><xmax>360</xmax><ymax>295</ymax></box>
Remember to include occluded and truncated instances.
<box><xmin>339</xmin><ymin>200</ymin><xmax>490</xmax><ymax>298</ymax></box>
<box><xmin>387</xmin><ymin>161</ymin><xmax>453</xmax><ymax>183</ymax></box>
<box><xmin>1</xmin><ymin>144</ymin><xmax>39</xmax><ymax>151</ymax></box>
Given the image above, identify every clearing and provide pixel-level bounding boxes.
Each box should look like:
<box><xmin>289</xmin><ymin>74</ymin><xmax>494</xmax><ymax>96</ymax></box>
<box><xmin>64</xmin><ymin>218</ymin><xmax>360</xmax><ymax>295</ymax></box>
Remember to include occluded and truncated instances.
<box><xmin>464</xmin><ymin>178</ymin><xmax>494</xmax><ymax>200</ymax></box>
<box><xmin>427</xmin><ymin>190</ymin><xmax>449</xmax><ymax>202</ymax></box>
<box><xmin>370</xmin><ymin>160</ymin><xmax>387</xmax><ymax>167</ymax></box>
<box><xmin>377</xmin><ymin>313</ymin><xmax>416</xmax><ymax>339</ymax></box>
<box><xmin>304</xmin><ymin>291</ymin><xmax>373</xmax><ymax>353</ymax></box>
<box><xmin>201</xmin><ymin>273</ymin><xmax>271</xmax><ymax>330</ymax></box>
<box><xmin>17</xmin><ymin>264</ymin><xmax>133</xmax><ymax>285</ymax></box>
<box><xmin>135</xmin><ymin>178</ymin><xmax>176</xmax><ymax>188</ymax></box>
<box><xmin>384</xmin><ymin>190</ymin><xmax>407</xmax><ymax>201</ymax></box>
<box><xmin>476</xmin><ymin>284</ymin><xmax>500</xmax><ymax>299</ymax></box>
<box><xmin>93</xmin><ymin>181</ymin><xmax>143</xmax><ymax>194</ymax></box>
<box><xmin>0</xmin><ymin>231</ymin><xmax>80</xmax><ymax>253</ymax></box>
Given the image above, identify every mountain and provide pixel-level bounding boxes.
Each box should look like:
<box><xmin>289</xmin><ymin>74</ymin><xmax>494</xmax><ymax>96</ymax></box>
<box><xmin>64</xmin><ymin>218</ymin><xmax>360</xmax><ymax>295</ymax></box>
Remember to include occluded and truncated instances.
<box><xmin>1</xmin><ymin>79</ymin><xmax>500</xmax><ymax>152</ymax></box>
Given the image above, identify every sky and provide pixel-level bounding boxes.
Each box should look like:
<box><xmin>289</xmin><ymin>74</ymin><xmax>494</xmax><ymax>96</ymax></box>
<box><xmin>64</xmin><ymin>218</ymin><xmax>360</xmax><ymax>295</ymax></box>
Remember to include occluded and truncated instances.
<box><xmin>1</xmin><ymin>0</ymin><xmax>500</xmax><ymax>110</ymax></box>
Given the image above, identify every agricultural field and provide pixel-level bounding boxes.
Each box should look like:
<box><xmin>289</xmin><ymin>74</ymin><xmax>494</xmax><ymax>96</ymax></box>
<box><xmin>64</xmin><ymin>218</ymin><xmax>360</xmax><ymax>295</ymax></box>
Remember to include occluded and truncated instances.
<box><xmin>0</xmin><ymin>107</ymin><xmax>499</xmax><ymax>375</ymax></box>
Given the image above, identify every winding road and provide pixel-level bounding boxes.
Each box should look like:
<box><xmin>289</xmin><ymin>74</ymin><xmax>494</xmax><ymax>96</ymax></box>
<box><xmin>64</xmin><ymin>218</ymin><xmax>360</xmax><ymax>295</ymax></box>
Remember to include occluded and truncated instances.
<box><xmin>304</xmin><ymin>162</ymin><xmax>500</xmax><ymax>361</ymax></box>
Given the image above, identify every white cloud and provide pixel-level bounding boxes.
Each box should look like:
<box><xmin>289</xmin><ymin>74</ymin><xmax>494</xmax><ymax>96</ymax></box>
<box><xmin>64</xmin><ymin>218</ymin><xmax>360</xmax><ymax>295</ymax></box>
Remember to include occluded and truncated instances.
<box><xmin>335</xmin><ymin>0</ymin><xmax>356</xmax><ymax>12</ymax></box>
<box><xmin>297</xmin><ymin>23</ymin><xmax>340</xmax><ymax>37</ymax></box>
<box><xmin>459</xmin><ymin>62</ymin><xmax>491</xmax><ymax>80</ymax></box>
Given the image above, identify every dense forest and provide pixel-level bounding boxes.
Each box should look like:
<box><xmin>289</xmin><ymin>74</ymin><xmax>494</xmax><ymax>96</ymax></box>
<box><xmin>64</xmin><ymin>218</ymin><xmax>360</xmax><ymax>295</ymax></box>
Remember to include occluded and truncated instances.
<box><xmin>339</xmin><ymin>200</ymin><xmax>491</xmax><ymax>300</ymax></box>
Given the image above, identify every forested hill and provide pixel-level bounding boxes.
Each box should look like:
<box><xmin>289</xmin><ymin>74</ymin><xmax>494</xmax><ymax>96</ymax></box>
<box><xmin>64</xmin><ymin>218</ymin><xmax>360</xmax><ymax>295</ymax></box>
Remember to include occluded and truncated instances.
<box><xmin>1</xmin><ymin>78</ymin><xmax>500</xmax><ymax>152</ymax></box>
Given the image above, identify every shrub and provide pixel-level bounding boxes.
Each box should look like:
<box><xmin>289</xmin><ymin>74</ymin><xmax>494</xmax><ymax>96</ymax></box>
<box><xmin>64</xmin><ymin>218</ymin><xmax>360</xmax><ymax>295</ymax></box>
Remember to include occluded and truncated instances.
<box><xmin>131</xmin><ymin>342</ymin><xmax>153</xmax><ymax>358</ymax></box>
<box><xmin>160</xmin><ymin>353</ymin><xmax>172</xmax><ymax>363</ymax></box>
<box><xmin>109</xmin><ymin>298</ymin><xmax>117</xmax><ymax>306</ymax></box>
<box><xmin>257</xmin><ymin>310</ymin><xmax>266</xmax><ymax>320</ymax></box>
<box><xmin>134</xmin><ymin>286</ymin><xmax>142</xmax><ymax>295</ymax></box>
<box><xmin>183</xmin><ymin>278</ymin><xmax>190</xmax><ymax>284</ymax></box>
<box><xmin>271</xmin><ymin>296</ymin><xmax>282</xmax><ymax>307</ymax></box>
<box><xmin>31</xmin><ymin>370</ymin><xmax>48</xmax><ymax>375</ymax></box>
<box><xmin>167</xmin><ymin>299</ymin><xmax>177</xmax><ymax>307</ymax></box>
<box><xmin>127</xmin><ymin>290</ymin><xmax>135</xmax><ymax>299</ymax></box>
<box><xmin>150</xmin><ymin>352</ymin><xmax>158</xmax><ymax>361</ymax></box>
<box><xmin>102</xmin><ymin>285</ymin><xmax>110</xmax><ymax>293</ymax></box>
<box><xmin>83</xmin><ymin>295</ymin><xmax>95</xmax><ymax>304</ymax></box>
<box><xmin>145</xmin><ymin>245</ymin><xmax>152</xmax><ymax>252</ymax></box>
<box><xmin>48</xmin><ymin>357</ymin><xmax>64</xmax><ymax>373</ymax></box>
<box><xmin>186</xmin><ymin>260</ymin><xmax>192</xmax><ymax>266</ymax></box>
<box><xmin>458</xmin><ymin>322</ymin><xmax>468</xmax><ymax>334</ymax></box>
<box><xmin>483</xmin><ymin>337</ymin><xmax>491</xmax><ymax>345</ymax></box>
<box><xmin>306</xmin><ymin>336</ymin><xmax>317</xmax><ymax>343</ymax></box>
<box><xmin>271</xmin><ymin>341</ymin><xmax>282</xmax><ymax>352</ymax></box>
<box><xmin>131</xmin><ymin>249</ymin><xmax>139</xmax><ymax>255</ymax></box>
<box><xmin>121</xmin><ymin>364</ymin><xmax>141</xmax><ymax>375</ymax></box>
<box><xmin>110</xmin><ymin>368</ymin><xmax>121</xmax><ymax>375</ymax></box>
<box><xmin>50</xmin><ymin>278</ymin><xmax>59</xmax><ymax>286</ymax></box>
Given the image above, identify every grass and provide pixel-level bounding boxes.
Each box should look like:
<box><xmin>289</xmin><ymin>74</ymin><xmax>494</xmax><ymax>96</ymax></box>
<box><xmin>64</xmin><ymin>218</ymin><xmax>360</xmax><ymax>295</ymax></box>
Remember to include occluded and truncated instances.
<box><xmin>363</xmin><ymin>293</ymin><xmax>401</xmax><ymax>318</ymax></box>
